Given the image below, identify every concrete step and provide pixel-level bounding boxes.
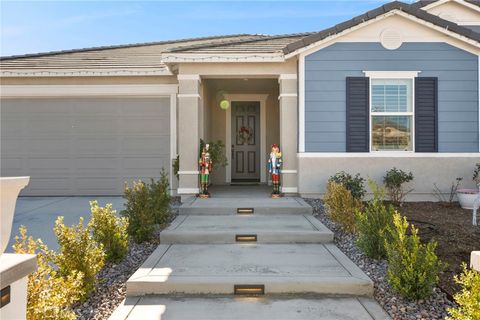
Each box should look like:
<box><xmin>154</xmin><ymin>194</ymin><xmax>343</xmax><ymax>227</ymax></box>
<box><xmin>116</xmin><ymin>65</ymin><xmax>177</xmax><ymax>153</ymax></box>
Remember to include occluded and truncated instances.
<box><xmin>126</xmin><ymin>243</ymin><xmax>373</xmax><ymax>297</ymax></box>
<box><xmin>179</xmin><ymin>197</ymin><xmax>313</xmax><ymax>215</ymax></box>
<box><xmin>161</xmin><ymin>214</ymin><xmax>333</xmax><ymax>244</ymax></box>
<box><xmin>109</xmin><ymin>296</ymin><xmax>390</xmax><ymax>320</ymax></box>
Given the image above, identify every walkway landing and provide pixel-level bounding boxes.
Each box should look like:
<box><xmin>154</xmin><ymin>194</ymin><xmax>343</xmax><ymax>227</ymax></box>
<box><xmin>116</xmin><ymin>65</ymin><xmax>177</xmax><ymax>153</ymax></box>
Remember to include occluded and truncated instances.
<box><xmin>179</xmin><ymin>185</ymin><xmax>312</xmax><ymax>215</ymax></box>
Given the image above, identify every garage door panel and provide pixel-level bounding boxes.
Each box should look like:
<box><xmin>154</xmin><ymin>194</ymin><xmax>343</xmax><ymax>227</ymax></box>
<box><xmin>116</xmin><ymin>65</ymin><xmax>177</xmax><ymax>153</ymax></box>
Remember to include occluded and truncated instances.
<box><xmin>28</xmin><ymin>119</ymin><xmax>72</xmax><ymax>135</ymax></box>
<box><xmin>28</xmin><ymin>177</ymin><xmax>71</xmax><ymax>193</ymax></box>
<box><xmin>123</xmin><ymin>157</ymin><xmax>170</xmax><ymax>170</ymax></box>
<box><xmin>122</xmin><ymin>136</ymin><xmax>170</xmax><ymax>154</ymax></box>
<box><xmin>27</xmin><ymin>138</ymin><xmax>73</xmax><ymax>155</ymax></box>
<box><xmin>27</xmin><ymin>157</ymin><xmax>71</xmax><ymax>170</ymax></box>
<box><xmin>75</xmin><ymin>177</ymin><xmax>120</xmax><ymax>192</ymax></box>
<box><xmin>72</xmin><ymin>117</ymin><xmax>119</xmax><ymax>134</ymax></box>
<box><xmin>121</xmin><ymin>99</ymin><xmax>169</xmax><ymax>116</ymax></box>
<box><xmin>1</xmin><ymin>97</ymin><xmax>171</xmax><ymax>196</ymax></box>
<box><xmin>1</xmin><ymin>158</ymin><xmax>25</xmax><ymax>171</ymax></box>
<box><xmin>121</xmin><ymin>119</ymin><xmax>169</xmax><ymax>135</ymax></box>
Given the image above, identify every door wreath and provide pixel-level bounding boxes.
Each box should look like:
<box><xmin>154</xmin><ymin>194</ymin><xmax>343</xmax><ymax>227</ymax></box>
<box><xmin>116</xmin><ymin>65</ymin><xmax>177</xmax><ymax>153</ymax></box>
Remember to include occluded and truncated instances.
<box><xmin>237</xmin><ymin>126</ymin><xmax>253</xmax><ymax>145</ymax></box>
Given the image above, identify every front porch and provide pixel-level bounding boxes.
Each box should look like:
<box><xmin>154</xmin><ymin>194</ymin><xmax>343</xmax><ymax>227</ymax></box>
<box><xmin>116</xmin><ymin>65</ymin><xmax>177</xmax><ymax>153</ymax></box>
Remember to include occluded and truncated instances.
<box><xmin>175</xmin><ymin>69</ymin><xmax>299</xmax><ymax>200</ymax></box>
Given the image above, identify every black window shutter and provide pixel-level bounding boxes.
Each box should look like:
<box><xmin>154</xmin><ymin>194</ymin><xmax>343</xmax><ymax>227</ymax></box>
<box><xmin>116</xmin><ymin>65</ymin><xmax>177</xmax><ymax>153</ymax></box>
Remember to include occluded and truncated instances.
<box><xmin>415</xmin><ymin>77</ymin><xmax>438</xmax><ymax>152</ymax></box>
<box><xmin>346</xmin><ymin>77</ymin><xmax>369</xmax><ymax>152</ymax></box>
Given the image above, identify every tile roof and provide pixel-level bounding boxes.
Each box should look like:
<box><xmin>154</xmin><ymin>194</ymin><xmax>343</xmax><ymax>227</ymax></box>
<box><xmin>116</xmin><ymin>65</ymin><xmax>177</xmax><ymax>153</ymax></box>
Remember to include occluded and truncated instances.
<box><xmin>1</xmin><ymin>1</ymin><xmax>479</xmax><ymax>71</ymax></box>
<box><xmin>0</xmin><ymin>34</ymin><xmax>265</xmax><ymax>70</ymax></box>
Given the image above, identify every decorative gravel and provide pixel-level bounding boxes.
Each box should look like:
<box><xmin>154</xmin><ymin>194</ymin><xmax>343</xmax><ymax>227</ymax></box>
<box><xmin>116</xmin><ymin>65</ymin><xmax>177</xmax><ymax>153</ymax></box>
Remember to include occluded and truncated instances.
<box><xmin>304</xmin><ymin>198</ymin><xmax>456</xmax><ymax>320</ymax></box>
<box><xmin>73</xmin><ymin>198</ymin><xmax>181</xmax><ymax>320</ymax></box>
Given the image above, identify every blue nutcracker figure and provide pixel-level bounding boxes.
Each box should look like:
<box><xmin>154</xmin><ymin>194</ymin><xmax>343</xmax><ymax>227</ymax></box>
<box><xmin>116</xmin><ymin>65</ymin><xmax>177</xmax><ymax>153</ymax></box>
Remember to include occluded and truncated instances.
<box><xmin>268</xmin><ymin>144</ymin><xmax>282</xmax><ymax>198</ymax></box>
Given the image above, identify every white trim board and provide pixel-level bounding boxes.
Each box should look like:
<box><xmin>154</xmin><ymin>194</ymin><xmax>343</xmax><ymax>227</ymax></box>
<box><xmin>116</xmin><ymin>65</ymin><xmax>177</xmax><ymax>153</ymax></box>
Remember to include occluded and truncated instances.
<box><xmin>281</xmin><ymin>187</ymin><xmax>298</xmax><ymax>193</ymax></box>
<box><xmin>170</xmin><ymin>93</ymin><xmax>178</xmax><ymax>195</ymax></box>
<box><xmin>1</xmin><ymin>84</ymin><xmax>178</xmax><ymax>98</ymax></box>
<box><xmin>177</xmin><ymin>188</ymin><xmax>200</xmax><ymax>194</ymax></box>
<box><xmin>297</xmin><ymin>153</ymin><xmax>480</xmax><ymax>158</ymax></box>
<box><xmin>224</xmin><ymin>94</ymin><xmax>268</xmax><ymax>183</ymax></box>
<box><xmin>178</xmin><ymin>171</ymin><xmax>200</xmax><ymax>175</ymax></box>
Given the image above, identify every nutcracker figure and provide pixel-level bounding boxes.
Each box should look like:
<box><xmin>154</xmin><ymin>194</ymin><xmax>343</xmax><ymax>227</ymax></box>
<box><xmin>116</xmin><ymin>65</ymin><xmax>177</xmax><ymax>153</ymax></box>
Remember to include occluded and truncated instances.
<box><xmin>199</xmin><ymin>144</ymin><xmax>213</xmax><ymax>198</ymax></box>
<box><xmin>268</xmin><ymin>144</ymin><xmax>282</xmax><ymax>198</ymax></box>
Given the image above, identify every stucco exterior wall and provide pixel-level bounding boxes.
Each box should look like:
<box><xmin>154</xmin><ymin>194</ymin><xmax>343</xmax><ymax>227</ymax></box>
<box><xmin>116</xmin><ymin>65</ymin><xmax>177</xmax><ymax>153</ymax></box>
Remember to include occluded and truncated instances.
<box><xmin>304</xmin><ymin>42</ymin><xmax>479</xmax><ymax>152</ymax></box>
<box><xmin>298</xmin><ymin>155</ymin><xmax>480</xmax><ymax>201</ymax></box>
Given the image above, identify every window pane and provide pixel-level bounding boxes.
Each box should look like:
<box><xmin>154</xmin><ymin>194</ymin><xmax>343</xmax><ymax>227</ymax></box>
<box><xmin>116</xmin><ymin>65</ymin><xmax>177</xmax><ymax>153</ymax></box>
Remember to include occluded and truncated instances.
<box><xmin>371</xmin><ymin>79</ymin><xmax>412</xmax><ymax>112</ymax></box>
<box><xmin>371</xmin><ymin>116</ymin><xmax>412</xmax><ymax>151</ymax></box>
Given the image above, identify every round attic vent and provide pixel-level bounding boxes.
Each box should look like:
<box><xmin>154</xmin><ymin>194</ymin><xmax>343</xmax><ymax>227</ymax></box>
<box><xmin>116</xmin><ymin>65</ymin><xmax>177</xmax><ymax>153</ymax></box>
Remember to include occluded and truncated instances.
<box><xmin>380</xmin><ymin>29</ymin><xmax>403</xmax><ymax>50</ymax></box>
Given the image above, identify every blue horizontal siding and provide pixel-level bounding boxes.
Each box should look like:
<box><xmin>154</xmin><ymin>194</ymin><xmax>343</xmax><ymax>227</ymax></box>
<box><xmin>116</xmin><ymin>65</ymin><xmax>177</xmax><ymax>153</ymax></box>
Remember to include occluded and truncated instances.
<box><xmin>304</xmin><ymin>42</ymin><xmax>479</xmax><ymax>152</ymax></box>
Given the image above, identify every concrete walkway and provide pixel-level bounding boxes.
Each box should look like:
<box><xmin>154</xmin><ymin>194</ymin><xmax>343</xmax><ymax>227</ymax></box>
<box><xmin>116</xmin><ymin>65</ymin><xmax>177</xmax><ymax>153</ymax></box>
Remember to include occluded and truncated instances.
<box><xmin>110</xmin><ymin>192</ymin><xmax>390</xmax><ymax>320</ymax></box>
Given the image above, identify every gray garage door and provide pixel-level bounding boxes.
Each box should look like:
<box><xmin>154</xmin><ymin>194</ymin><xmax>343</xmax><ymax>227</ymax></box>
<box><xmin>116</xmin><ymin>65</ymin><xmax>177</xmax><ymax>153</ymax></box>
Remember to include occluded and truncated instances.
<box><xmin>1</xmin><ymin>97</ymin><xmax>170</xmax><ymax>196</ymax></box>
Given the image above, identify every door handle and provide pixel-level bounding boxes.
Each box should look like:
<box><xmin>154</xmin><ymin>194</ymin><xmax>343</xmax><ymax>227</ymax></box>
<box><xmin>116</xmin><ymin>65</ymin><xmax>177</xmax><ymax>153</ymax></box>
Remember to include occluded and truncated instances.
<box><xmin>232</xmin><ymin>144</ymin><xmax>234</xmax><ymax>159</ymax></box>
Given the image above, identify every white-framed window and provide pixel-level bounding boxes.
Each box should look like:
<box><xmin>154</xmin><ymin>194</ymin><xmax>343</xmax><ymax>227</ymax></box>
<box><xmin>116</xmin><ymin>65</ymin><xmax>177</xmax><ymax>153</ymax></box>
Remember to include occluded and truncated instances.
<box><xmin>365</xmin><ymin>71</ymin><xmax>418</xmax><ymax>152</ymax></box>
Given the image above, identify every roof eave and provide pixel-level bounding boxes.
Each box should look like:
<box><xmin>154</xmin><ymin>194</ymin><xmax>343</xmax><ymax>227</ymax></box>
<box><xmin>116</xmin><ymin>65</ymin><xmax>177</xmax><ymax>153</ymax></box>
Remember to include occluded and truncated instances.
<box><xmin>0</xmin><ymin>67</ymin><xmax>174</xmax><ymax>77</ymax></box>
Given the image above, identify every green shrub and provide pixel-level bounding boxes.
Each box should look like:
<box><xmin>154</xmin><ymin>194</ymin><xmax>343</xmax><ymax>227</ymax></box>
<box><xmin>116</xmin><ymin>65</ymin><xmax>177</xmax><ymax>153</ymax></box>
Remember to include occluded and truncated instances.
<box><xmin>122</xmin><ymin>171</ymin><xmax>171</xmax><ymax>243</ymax></box>
<box><xmin>149</xmin><ymin>169</ymin><xmax>171</xmax><ymax>225</ymax></box>
<box><xmin>122</xmin><ymin>180</ymin><xmax>156</xmax><ymax>243</ymax></box>
<box><xmin>383</xmin><ymin>167</ymin><xmax>414</xmax><ymax>205</ymax></box>
<box><xmin>13</xmin><ymin>226</ymin><xmax>84</xmax><ymax>320</ymax></box>
<box><xmin>447</xmin><ymin>263</ymin><xmax>480</xmax><ymax>320</ymax></box>
<box><xmin>88</xmin><ymin>200</ymin><xmax>129</xmax><ymax>263</ymax></box>
<box><xmin>355</xmin><ymin>180</ymin><xmax>395</xmax><ymax>259</ymax></box>
<box><xmin>385</xmin><ymin>212</ymin><xmax>444</xmax><ymax>300</ymax></box>
<box><xmin>54</xmin><ymin>216</ymin><xmax>105</xmax><ymax>299</ymax></box>
<box><xmin>323</xmin><ymin>181</ymin><xmax>363</xmax><ymax>233</ymax></box>
<box><xmin>328</xmin><ymin>171</ymin><xmax>366</xmax><ymax>200</ymax></box>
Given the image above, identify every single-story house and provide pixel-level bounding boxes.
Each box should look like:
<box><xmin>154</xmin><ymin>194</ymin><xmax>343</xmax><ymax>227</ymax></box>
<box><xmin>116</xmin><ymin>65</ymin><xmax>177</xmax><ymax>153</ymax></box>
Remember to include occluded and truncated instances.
<box><xmin>1</xmin><ymin>0</ymin><xmax>479</xmax><ymax>200</ymax></box>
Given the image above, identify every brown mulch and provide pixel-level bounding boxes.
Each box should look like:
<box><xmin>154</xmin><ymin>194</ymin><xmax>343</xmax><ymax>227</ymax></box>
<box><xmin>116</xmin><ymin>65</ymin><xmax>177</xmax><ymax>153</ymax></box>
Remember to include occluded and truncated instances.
<box><xmin>398</xmin><ymin>202</ymin><xmax>480</xmax><ymax>298</ymax></box>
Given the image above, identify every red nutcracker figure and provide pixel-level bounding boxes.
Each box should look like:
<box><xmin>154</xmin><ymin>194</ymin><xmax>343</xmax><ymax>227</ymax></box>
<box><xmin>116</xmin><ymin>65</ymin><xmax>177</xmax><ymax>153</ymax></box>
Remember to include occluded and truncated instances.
<box><xmin>268</xmin><ymin>144</ymin><xmax>282</xmax><ymax>198</ymax></box>
<box><xmin>199</xmin><ymin>144</ymin><xmax>213</xmax><ymax>198</ymax></box>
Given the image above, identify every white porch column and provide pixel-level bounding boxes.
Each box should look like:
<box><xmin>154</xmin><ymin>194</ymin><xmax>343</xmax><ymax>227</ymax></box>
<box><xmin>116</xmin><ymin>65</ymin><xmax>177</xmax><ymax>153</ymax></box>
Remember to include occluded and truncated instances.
<box><xmin>177</xmin><ymin>74</ymin><xmax>201</xmax><ymax>198</ymax></box>
<box><xmin>278</xmin><ymin>74</ymin><xmax>298</xmax><ymax>194</ymax></box>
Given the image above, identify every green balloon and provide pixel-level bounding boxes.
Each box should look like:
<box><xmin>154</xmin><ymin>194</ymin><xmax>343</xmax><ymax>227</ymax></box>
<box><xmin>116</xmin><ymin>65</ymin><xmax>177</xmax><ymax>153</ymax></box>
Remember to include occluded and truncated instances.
<box><xmin>220</xmin><ymin>100</ymin><xmax>230</xmax><ymax>110</ymax></box>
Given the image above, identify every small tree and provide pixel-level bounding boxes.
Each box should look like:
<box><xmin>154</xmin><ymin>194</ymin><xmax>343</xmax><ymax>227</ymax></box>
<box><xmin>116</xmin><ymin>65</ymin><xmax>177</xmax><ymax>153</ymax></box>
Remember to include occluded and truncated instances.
<box><xmin>383</xmin><ymin>167</ymin><xmax>414</xmax><ymax>205</ymax></box>
<box><xmin>385</xmin><ymin>212</ymin><xmax>444</xmax><ymax>300</ymax></box>
<box><xmin>355</xmin><ymin>179</ymin><xmax>395</xmax><ymax>259</ymax></box>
